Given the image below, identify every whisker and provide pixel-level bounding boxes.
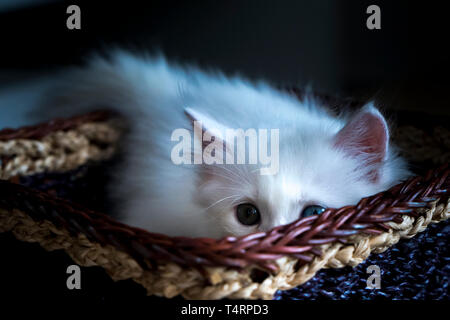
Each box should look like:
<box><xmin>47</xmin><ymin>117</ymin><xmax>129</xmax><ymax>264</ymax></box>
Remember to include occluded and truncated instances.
<box><xmin>204</xmin><ymin>194</ymin><xmax>241</xmax><ymax>211</ymax></box>
<box><xmin>221</xmin><ymin>164</ymin><xmax>254</xmax><ymax>185</ymax></box>
<box><xmin>201</xmin><ymin>170</ymin><xmax>242</xmax><ymax>185</ymax></box>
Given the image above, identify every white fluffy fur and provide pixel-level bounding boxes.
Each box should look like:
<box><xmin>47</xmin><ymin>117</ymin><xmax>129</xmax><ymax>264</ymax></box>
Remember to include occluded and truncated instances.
<box><xmin>36</xmin><ymin>50</ymin><xmax>410</xmax><ymax>238</ymax></box>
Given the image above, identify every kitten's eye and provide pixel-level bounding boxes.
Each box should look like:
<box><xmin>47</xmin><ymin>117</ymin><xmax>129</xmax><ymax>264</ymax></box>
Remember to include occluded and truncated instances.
<box><xmin>236</xmin><ymin>203</ymin><xmax>261</xmax><ymax>226</ymax></box>
<box><xmin>301</xmin><ymin>205</ymin><xmax>326</xmax><ymax>217</ymax></box>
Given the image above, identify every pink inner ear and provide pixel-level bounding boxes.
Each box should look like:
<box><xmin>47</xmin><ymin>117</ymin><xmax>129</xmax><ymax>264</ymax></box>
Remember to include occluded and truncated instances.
<box><xmin>184</xmin><ymin>109</ymin><xmax>220</xmax><ymax>151</ymax></box>
<box><xmin>184</xmin><ymin>109</ymin><xmax>234</xmax><ymax>163</ymax></box>
<box><xmin>333</xmin><ymin>107</ymin><xmax>389</xmax><ymax>179</ymax></box>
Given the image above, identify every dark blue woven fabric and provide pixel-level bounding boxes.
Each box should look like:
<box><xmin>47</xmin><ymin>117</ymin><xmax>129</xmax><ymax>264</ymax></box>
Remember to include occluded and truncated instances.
<box><xmin>274</xmin><ymin>218</ymin><xmax>450</xmax><ymax>300</ymax></box>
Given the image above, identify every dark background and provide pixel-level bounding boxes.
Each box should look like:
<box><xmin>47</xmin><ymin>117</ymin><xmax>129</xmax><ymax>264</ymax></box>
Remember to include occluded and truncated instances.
<box><xmin>0</xmin><ymin>0</ymin><xmax>449</xmax><ymax>304</ymax></box>
<box><xmin>0</xmin><ymin>0</ymin><xmax>449</xmax><ymax>115</ymax></box>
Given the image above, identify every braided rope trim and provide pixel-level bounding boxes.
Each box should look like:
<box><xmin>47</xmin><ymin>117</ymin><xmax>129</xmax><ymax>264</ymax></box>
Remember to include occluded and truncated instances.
<box><xmin>0</xmin><ymin>121</ymin><xmax>121</xmax><ymax>180</ymax></box>
<box><xmin>0</xmin><ymin>111</ymin><xmax>113</xmax><ymax>141</ymax></box>
<box><xmin>1</xmin><ymin>198</ymin><xmax>448</xmax><ymax>300</ymax></box>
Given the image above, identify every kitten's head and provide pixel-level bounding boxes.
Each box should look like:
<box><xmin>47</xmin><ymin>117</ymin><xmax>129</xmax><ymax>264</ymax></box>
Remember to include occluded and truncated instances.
<box><xmin>186</xmin><ymin>103</ymin><xmax>410</xmax><ymax>238</ymax></box>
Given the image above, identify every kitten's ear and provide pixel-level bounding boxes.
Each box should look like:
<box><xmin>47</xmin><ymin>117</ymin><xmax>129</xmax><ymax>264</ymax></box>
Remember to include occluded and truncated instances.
<box><xmin>184</xmin><ymin>107</ymin><xmax>228</xmax><ymax>140</ymax></box>
<box><xmin>333</xmin><ymin>103</ymin><xmax>389</xmax><ymax>180</ymax></box>
<box><xmin>184</xmin><ymin>107</ymin><xmax>231</xmax><ymax>165</ymax></box>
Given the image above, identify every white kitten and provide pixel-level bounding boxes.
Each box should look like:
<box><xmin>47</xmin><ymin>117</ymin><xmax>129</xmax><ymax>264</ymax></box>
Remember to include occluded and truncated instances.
<box><xmin>37</xmin><ymin>50</ymin><xmax>410</xmax><ymax>238</ymax></box>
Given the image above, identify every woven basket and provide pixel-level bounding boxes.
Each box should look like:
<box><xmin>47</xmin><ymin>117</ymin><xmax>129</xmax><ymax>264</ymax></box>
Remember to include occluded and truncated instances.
<box><xmin>0</xmin><ymin>106</ymin><xmax>449</xmax><ymax>300</ymax></box>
